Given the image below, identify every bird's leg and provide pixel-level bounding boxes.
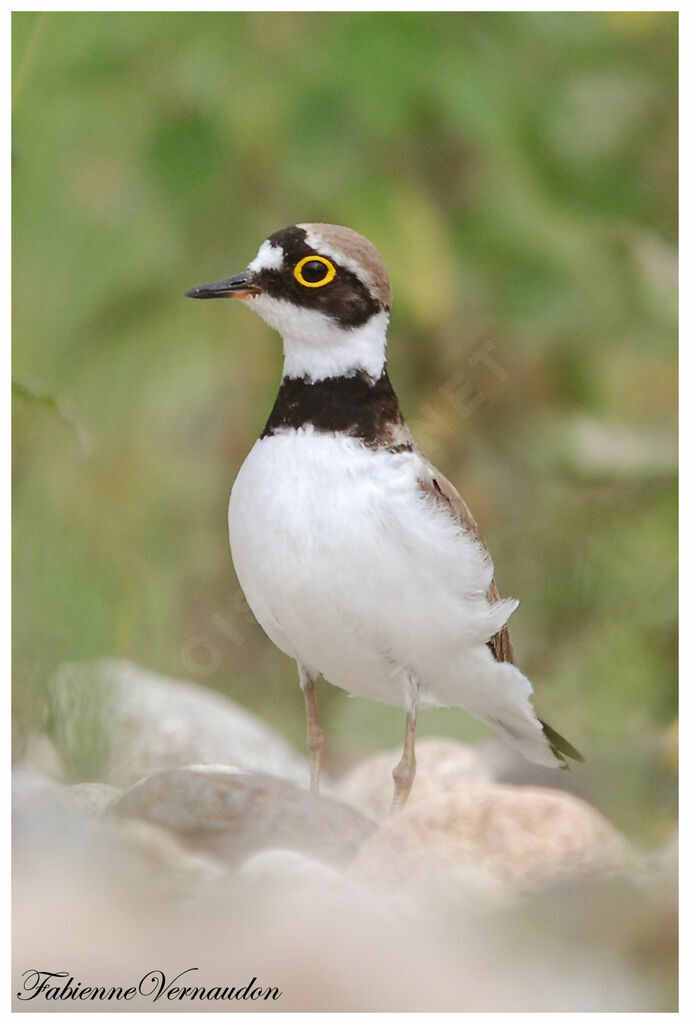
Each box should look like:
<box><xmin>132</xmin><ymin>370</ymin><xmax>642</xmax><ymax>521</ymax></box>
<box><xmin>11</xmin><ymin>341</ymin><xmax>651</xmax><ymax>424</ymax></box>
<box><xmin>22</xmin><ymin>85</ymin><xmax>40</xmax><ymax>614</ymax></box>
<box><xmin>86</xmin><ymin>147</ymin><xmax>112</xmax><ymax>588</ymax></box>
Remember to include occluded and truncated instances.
<box><xmin>391</xmin><ymin>673</ymin><xmax>419</xmax><ymax>812</ymax></box>
<box><xmin>298</xmin><ymin>663</ymin><xmax>326</xmax><ymax>794</ymax></box>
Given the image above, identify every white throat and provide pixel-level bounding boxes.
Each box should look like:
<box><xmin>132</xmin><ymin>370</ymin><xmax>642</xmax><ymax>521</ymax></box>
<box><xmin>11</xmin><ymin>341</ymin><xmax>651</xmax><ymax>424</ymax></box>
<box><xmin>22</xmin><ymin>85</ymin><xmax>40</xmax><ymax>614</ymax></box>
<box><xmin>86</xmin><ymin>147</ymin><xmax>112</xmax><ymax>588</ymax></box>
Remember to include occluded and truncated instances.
<box><xmin>247</xmin><ymin>294</ymin><xmax>389</xmax><ymax>381</ymax></box>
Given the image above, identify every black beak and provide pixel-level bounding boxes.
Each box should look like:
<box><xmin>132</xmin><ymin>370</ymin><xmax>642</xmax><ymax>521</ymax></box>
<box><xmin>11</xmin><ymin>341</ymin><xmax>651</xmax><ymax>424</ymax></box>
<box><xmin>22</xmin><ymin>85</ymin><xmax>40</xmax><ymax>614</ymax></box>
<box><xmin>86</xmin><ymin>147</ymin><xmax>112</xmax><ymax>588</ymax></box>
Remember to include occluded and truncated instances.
<box><xmin>185</xmin><ymin>271</ymin><xmax>262</xmax><ymax>299</ymax></box>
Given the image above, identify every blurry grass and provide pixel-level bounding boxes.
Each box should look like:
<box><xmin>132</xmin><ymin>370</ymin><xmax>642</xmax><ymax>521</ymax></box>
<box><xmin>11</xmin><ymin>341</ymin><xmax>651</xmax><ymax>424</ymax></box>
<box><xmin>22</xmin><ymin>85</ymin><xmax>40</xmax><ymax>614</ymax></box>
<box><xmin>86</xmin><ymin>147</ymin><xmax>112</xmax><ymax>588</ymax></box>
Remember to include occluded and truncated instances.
<box><xmin>12</xmin><ymin>12</ymin><xmax>676</xmax><ymax>844</ymax></box>
<box><xmin>13</xmin><ymin>379</ymin><xmax>92</xmax><ymax>454</ymax></box>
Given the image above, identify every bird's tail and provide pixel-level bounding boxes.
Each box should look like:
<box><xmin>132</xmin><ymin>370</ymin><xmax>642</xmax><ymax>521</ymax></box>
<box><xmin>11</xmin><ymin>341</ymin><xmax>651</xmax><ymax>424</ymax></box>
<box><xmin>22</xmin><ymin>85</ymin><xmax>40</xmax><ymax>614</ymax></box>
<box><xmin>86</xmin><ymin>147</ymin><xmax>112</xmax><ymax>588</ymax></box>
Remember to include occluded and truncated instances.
<box><xmin>474</xmin><ymin>663</ymin><xmax>585</xmax><ymax>769</ymax></box>
<box><xmin>538</xmin><ymin>718</ymin><xmax>586</xmax><ymax>769</ymax></box>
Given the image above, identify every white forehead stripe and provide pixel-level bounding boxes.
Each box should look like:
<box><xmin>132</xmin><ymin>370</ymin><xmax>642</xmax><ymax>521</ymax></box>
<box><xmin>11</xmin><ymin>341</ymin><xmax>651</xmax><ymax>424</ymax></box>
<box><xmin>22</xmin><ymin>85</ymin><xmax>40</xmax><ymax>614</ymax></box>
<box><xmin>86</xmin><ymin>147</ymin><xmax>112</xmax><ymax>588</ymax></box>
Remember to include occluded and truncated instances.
<box><xmin>248</xmin><ymin>240</ymin><xmax>284</xmax><ymax>273</ymax></box>
<box><xmin>300</xmin><ymin>226</ymin><xmax>374</xmax><ymax>294</ymax></box>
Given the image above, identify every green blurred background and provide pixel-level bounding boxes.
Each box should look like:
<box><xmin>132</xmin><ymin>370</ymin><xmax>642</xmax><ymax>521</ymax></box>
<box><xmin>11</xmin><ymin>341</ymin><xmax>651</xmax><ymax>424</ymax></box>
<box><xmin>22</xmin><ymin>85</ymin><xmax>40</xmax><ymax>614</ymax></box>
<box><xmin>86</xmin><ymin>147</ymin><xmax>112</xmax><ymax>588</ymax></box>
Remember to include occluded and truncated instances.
<box><xmin>12</xmin><ymin>12</ymin><xmax>677</xmax><ymax>843</ymax></box>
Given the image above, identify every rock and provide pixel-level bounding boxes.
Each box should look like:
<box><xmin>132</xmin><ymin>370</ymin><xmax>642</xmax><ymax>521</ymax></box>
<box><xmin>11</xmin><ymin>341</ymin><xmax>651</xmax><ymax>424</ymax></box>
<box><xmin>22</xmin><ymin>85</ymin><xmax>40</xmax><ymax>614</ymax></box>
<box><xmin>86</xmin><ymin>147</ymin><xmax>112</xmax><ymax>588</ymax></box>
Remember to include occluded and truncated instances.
<box><xmin>108</xmin><ymin>818</ymin><xmax>225</xmax><ymax>893</ymax></box>
<box><xmin>114</xmin><ymin>766</ymin><xmax>375</xmax><ymax>869</ymax></box>
<box><xmin>47</xmin><ymin>658</ymin><xmax>310</xmax><ymax>787</ymax></box>
<box><xmin>12</xmin><ymin>769</ymin><xmax>65</xmax><ymax>806</ymax></box>
<box><xmin>350</xmin><ymin>784</ymin><xmax>642</xmax><ymax>896</ymax></box>
<box><xmin>13</xmin><ymin>769</ymin><xmax>224</xmax><ymax>899</ymax></box>
<box><xmin>13</xmin><ymin>732</ymin><xmax>65</xmax><ymax>779</ymax></box>
<box><xmin>67</xmin><ymin>782</ymin><xmax>122</xmax><ymax>815</ymax></box>
<box><xmin>238</xmin><ymin>847</ymin><xmax>368</xmax><ymax>904</ymax></box>
<box><xmin>13</xmin><ymin>768</ymin><xmax>662</xmax><ymax>1011</ymax></box>
<box><xmin>337</xmin><ymin>737</ymin><xmax>491</xmax><ymax>821</ymax></box>
<box><xmin>240</xmin><ymin>847</ymin><xmax>346</xmax><ymax>883</ymax></box>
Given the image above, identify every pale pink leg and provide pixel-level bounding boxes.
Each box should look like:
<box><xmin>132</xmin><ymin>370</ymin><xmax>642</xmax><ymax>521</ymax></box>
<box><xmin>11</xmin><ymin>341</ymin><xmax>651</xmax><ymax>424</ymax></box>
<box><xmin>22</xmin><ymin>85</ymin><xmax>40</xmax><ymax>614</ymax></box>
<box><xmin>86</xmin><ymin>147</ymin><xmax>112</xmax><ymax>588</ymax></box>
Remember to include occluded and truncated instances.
<box><xmin>391</xmin><ymin>674</ymin><xmax>419</xmax><ymax>812</ymax></box>
<box><xmin>298</xmin><ymin>663</ymin><xmax>326</xmax><ymax>793</ymax></box>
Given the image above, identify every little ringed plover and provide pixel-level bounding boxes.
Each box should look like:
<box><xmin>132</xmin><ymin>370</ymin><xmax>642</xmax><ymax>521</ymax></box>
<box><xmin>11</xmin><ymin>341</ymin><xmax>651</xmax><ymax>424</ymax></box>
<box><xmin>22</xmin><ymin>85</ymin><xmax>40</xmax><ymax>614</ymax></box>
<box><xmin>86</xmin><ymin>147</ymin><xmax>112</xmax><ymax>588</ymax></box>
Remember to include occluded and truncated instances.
<box><xmin>186</xmin><ymin>223</ymin><xmax>583</xmax><ymax>809</ymax></box>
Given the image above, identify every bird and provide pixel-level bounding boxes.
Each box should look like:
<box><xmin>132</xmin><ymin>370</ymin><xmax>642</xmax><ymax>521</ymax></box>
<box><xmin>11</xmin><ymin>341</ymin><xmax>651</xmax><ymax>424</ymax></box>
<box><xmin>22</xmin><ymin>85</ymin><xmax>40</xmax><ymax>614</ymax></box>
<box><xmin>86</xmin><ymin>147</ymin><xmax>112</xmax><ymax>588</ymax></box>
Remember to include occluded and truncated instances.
<box><xmin>186</xmin><ymin>223</ymin><xmax>583</xmax><ymax>810</ymax></box>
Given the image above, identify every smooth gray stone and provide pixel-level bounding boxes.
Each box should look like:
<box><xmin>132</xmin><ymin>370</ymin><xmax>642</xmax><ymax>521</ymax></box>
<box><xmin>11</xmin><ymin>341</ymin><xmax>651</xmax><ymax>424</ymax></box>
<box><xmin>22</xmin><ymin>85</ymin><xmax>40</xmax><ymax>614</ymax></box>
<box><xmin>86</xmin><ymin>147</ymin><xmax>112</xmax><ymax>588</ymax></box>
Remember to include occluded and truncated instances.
<box><xmin>48</xmin><ymin>658</ymin><xmax>310</xmax><ymax>787</ymax></box>
<box><xmin>114</xmin><ymin>765</ymin><xmax>374</xmax><ymax>868</ymax></box>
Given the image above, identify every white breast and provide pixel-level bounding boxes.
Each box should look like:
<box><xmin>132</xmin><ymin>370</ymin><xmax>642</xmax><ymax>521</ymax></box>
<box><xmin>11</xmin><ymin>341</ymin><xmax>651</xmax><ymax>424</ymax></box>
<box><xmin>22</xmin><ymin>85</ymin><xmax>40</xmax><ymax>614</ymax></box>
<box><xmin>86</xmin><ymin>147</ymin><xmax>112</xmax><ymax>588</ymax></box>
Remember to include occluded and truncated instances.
<box><xmin>228</xmin><ymin>430</ymin><xmax>521</xmax><ymax>712</ymax></box>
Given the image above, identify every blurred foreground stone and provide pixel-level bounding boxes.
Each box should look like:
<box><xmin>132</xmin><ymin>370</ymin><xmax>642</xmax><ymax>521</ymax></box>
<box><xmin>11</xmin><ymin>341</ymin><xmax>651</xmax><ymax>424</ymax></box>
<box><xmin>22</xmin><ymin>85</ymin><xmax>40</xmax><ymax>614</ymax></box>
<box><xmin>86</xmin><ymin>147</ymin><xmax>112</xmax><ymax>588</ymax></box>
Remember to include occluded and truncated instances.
<box><xmin>47</xmin><ymin>658</ymin><xmax>310</xmax><ymax>787</ymax></box>
<box><xmin>114</xmin><ymin>765</ymin><xmax>374</xmax><ymax>868</ymax></box>
<box><xmin>12</xmin><ymin>661</ymin><xmax>676</xmax><ymax>1011</ymax></box>
<box><xmin>350</xmin><ymin>782</ymin><xmax>647</xmax><ymax>905</ymax></box>
<box><xmin>350</xmin><ymin>783</ymin><xmax>642</xmax><ymax>897</ymax></box>
<box><xmin>14</xmin><ymin>771</ymin><xmax>224</xmax><ymax>899</ymax></box>
<box><xmin>68</xmin><ymin>782</ymin><xmax>122</xmax><ymax>815</ymax></box>
<box><xmin>13</xmin><ymin>761</ymin><xmax>673</xmax><ymax>1011</ymax></box>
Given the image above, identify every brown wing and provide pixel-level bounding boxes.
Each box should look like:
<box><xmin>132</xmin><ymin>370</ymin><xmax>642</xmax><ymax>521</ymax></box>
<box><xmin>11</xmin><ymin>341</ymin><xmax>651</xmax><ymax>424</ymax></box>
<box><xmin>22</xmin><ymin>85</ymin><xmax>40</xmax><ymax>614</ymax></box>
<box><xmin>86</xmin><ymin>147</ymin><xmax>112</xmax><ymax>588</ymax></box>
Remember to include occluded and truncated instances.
<box><xmin>417</xmin><ymin>461</ymin><xmax>515</xmax><ymax>664</ymax></box>
<box><xmin>416</xmin><ymin>458</ymin><xmax>584</xmax><ymax>766</ymax></box>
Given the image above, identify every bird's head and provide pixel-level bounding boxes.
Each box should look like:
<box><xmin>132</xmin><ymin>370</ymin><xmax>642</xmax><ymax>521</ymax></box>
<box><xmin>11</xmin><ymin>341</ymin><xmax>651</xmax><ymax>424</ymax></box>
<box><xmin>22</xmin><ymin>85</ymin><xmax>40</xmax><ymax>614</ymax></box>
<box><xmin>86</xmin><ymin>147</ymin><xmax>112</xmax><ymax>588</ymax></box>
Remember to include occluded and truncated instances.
<box><xmin>186</xmin><ymin>224</ymin><xmax>392</xmax><ymax>382</ymax></box>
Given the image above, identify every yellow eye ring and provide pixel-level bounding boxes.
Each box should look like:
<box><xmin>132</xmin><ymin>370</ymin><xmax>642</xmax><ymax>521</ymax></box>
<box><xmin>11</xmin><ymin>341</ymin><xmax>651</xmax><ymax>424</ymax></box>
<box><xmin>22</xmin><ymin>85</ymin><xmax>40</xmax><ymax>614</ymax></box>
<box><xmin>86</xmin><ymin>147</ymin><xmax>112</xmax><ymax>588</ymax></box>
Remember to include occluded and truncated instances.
<box><xmin>293</xmin><ymin>255</ymin><xmax>337</xmax><ymax>288</ymax></box>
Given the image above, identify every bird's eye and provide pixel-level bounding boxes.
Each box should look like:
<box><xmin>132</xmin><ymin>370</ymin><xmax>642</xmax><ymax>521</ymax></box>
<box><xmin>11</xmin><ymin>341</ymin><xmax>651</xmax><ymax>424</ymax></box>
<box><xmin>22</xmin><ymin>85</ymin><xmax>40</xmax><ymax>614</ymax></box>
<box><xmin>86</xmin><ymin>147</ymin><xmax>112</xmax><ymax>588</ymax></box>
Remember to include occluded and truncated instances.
<box><xmin>293</xmin><ymin>255</ymin><xmax>337</xmax><ymax>288</ymax></box>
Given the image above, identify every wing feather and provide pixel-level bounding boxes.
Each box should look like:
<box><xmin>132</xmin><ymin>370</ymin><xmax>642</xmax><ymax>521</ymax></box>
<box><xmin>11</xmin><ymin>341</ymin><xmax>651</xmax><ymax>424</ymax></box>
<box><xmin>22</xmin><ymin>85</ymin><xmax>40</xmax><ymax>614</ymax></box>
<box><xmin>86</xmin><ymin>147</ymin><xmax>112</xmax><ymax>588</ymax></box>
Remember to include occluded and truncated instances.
<box><xmin>415</xmin><ymin>456</ymin><xmax>584</xmax><ymax>767</ymax></box>
<box><xmin>416</xmin><ymin>461</ymin><xmax>515</xmax><ymax>663</ymax></box>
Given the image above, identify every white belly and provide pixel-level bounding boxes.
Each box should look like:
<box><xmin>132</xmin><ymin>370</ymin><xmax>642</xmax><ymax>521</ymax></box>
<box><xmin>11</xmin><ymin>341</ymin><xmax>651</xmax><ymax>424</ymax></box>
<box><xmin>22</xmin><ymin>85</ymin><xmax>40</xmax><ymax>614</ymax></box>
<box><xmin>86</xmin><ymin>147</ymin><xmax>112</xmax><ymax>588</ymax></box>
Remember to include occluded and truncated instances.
<box><xmin>228</xmin><ymin>429</ymin><xmax>516</xmax><ymax>710</ymax></box>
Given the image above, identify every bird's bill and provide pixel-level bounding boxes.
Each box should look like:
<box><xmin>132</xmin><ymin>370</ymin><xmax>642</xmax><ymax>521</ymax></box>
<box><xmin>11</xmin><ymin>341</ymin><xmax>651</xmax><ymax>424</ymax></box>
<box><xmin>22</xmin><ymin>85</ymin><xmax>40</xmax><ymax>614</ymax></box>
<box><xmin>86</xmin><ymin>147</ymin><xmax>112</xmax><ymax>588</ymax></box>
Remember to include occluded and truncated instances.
<box><xmin>185</xmin><ymin>271</ymin><xmax>263</xmax><ymax>300</ymax></box>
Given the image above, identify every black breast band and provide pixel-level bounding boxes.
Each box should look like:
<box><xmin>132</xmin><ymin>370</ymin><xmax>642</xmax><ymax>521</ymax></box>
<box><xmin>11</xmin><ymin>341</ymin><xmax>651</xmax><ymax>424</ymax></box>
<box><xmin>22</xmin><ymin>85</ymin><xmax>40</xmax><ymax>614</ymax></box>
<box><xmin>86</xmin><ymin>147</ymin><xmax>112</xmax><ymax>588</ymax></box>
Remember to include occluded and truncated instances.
<box><xmin>261</xmin><ymin>366</ymin><xmax>411</xmax><ymax>449</ymax></box>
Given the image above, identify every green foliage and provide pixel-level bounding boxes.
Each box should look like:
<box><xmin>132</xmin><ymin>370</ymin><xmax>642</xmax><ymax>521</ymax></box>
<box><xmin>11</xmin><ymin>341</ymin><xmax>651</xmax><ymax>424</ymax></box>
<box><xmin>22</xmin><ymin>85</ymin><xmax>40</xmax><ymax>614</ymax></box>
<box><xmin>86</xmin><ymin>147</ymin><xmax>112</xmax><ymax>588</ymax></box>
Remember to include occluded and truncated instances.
<box><xmin>13</xmin><ymin>13</ymin><xmax>676</xmax><ymax>838</ymax></box>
